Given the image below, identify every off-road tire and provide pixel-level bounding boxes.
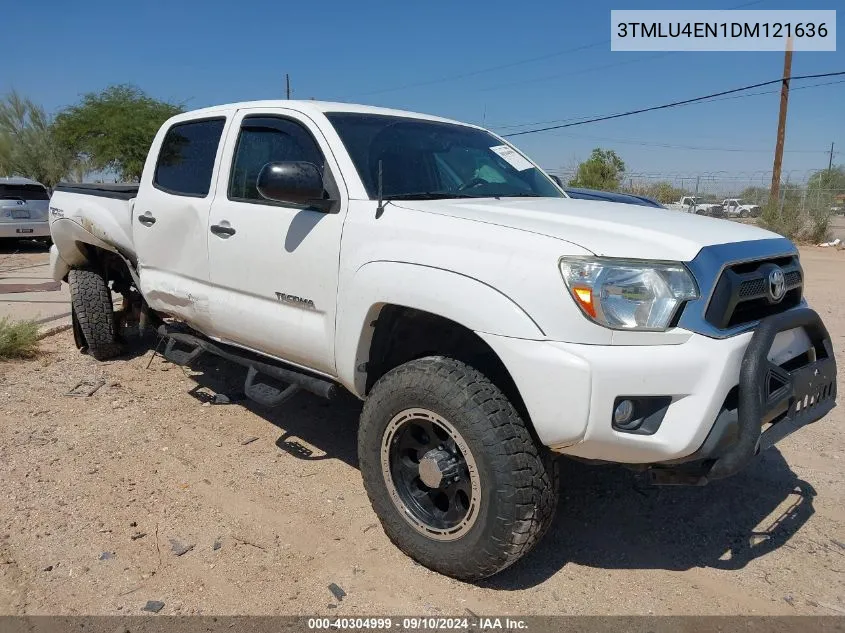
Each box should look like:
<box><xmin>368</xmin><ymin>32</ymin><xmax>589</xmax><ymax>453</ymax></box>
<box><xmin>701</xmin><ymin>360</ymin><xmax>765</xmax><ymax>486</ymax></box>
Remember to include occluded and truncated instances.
<box><xmin>68</xmin><ymin>268</ymin><xmax>122</xmax><ymax>360</ymax></box>
<box><xmin>358</xmin><ymin>356</ymin><xmax>559</xmax><ymax>581</ymax></box>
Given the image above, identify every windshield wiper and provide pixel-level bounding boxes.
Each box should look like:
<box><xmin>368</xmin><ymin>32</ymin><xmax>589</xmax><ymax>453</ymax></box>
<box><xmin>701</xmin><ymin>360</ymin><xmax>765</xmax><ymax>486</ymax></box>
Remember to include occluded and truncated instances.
<box><xmin>385</xmin><ymin>192</ymin><xmax>477</xmax><ymax>200</ymax></box>
<box><xmin>495</xmin><ymin>193</ymin><xmax>542</xmax><ymax>198</ymax></box>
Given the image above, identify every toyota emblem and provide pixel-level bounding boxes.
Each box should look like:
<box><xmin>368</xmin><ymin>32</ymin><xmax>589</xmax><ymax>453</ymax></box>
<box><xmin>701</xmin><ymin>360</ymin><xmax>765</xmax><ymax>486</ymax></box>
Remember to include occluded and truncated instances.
<box><xmin>768</xmin><ymin>268</ymin><xmax>786</xmax><ymax>303</ymax></box>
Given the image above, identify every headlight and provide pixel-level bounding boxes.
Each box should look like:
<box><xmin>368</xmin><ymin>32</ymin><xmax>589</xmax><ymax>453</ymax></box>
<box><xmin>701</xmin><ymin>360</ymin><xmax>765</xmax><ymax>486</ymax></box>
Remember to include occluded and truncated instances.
<box><xmin>559</xmin><ymin>257</ymin><xmax>698</xmax><ymax>331</ymax></box>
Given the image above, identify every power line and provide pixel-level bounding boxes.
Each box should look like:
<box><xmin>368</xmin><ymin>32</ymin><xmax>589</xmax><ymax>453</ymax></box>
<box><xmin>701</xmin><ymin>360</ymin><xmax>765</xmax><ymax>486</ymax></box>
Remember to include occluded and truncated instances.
<box><xmin>502</xmin><ymin>71</ymin><xmax>845</xmax><ymax>138</ymax></box>
<box><xmin>343</xmin><ymin>41</ymin><xmax>607</xmax><ymax>99</ymax></box>
<box><xmin>494</xmin><ymin>78</ymin><xmax>845</xmax><ymax>133</ymax></box>
<box><xmin>341</xmin><ymin>0</ymin><xmax>766</xmax><ymax>100</ymax></box>
<box><xmin>697</xmin><ymin>77</ymin><xmax>845</xmax><ymax>104</ymax></box>
<box><xmin>478</xmin><ymin>53</ymin><xmax>672</xmax><ymax>93</ymax></box>
<box><xmin>542</xmin><ymin>131</ymin><xmax>839</xmax><ymax>154</ymax></box>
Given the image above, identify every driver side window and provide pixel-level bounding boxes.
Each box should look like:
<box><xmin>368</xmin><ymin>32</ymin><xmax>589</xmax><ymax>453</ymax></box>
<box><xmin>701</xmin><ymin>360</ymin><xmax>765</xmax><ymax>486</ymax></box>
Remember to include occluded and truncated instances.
<box><xmin>228</xmin><ymin>116</ymin><xmax>325</xmax><ymax>202</ymax></box>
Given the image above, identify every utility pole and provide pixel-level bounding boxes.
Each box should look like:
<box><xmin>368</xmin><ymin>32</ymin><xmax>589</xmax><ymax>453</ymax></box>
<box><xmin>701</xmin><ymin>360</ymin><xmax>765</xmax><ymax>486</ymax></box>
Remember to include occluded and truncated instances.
<box><xmin>770</xmin><ymin>37</ymin><xmax>793</xmax><ymax>204</ymax></box>
<box><xmin>829</xmin><ymin>142</ymin><xmax>835</xmax><ymax>173</ymax></box>
<box><xmin>286</xmin><ymin>74</ymin><xmax>291</xmax><ymax>100</ymax></box>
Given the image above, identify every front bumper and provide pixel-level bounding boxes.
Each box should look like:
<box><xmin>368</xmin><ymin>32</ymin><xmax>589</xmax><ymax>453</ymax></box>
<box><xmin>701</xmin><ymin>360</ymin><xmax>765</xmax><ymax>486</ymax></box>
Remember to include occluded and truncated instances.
<box><xmin>670</xmin><ymin>308</ymin><xmax>836</xmax><ymax>483</ymax></box>
<box><xmin>478</xmin><ymin>308</ymin><xmax>836</xmax><ymax>481</ymax></box>
<box><xmin>0</xmin><ymin>221</ymin><xmax>50</xmax><ymax>238</ymax></box>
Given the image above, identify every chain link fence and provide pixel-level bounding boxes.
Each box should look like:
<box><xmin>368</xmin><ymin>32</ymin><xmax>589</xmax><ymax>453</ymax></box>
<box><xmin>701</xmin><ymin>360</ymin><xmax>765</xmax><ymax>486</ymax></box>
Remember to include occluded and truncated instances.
<box><xmin>546</xmin><ymin>167</ymin><xmax>844</xmax><ymax>213</ymax></box>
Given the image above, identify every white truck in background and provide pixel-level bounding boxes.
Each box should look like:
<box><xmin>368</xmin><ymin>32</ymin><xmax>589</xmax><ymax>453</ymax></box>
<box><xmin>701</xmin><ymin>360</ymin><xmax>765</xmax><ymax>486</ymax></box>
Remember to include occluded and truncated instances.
<box><xmin>666</xmin><ymin>195</ymin><xmax>722</xmax><ymax>215</ymax></box>
<box><xmin>48</xmin><ymin>101</ymin><xmax>837</xmax><ymax>581</ymax></box>
<box><xmin>722</xmin><ymin>198</ymin><xmax>762</xmax><ymax>218</ymax></box>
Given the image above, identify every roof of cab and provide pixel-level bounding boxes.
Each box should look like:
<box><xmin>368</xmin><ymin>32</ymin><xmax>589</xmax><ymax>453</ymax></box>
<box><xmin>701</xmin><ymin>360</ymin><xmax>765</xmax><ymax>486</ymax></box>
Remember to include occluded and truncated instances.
<box><xmin>167</xmin><ymin>100</ymin><xmax>475</xmax><ymax>128</ymax></box>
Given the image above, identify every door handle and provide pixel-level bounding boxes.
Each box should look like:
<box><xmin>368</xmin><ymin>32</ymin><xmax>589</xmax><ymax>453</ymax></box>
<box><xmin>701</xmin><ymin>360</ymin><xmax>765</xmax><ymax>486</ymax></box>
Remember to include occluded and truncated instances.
<box><xmin>138</xmin><ymin>212</ymin><xmax>156</xmax><ymax>226</ymax></box>
<box><xmin>210</xmin><ymin>223</ymin><xmax>236</xmax><ymax>237</ymax></box>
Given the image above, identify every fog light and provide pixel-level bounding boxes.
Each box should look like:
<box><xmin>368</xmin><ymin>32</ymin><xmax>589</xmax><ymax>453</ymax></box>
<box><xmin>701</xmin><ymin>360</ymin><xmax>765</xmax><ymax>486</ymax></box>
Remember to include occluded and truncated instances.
<box><xmin>614</xmin><ymin>399</ymin><xmax>635</xmax><ymax>425</ymax></box>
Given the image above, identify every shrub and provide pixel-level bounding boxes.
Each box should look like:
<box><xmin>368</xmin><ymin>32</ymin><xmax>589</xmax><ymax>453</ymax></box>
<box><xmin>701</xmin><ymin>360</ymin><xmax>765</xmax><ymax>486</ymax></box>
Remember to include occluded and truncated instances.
<box><xmin>759</xmin><ymin>199</ymin><xmax>832</xmax><ymax>243</ymax></box>
<box><xmin>0</xmin><ymin>317</ymin><xmax>40</xmax><ymax>359</ymax></box>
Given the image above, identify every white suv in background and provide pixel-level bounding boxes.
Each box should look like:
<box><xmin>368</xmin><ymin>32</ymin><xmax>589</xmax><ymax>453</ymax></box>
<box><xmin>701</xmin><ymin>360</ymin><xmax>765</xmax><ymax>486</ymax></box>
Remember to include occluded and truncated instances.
<box><xmin>0</xmin><ymin>177</ymin><xmax>52</xmax><ymax>244</ymax></box>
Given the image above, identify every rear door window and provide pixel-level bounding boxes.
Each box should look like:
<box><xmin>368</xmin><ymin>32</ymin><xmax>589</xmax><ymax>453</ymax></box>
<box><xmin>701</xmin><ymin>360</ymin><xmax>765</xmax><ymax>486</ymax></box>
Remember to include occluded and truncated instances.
<box><xmin>154</xmin><ymin>118</ymin><xmax>226</xmax><ymax>197</ymax></box>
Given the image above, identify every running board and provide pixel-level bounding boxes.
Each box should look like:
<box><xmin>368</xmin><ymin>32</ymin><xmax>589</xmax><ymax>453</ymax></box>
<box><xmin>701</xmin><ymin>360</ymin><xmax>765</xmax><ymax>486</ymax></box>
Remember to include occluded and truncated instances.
<box><xmin>157</xmin><ymin>325</ymin><xmax>339</xmax><ymax>403</ymax></box>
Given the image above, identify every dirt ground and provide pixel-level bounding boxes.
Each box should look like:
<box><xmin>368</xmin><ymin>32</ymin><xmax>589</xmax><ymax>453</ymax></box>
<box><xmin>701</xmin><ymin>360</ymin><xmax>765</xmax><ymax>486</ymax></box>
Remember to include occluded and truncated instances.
<box><xmin>1</xmin><ymin>246</ymin><xmax>843</xmax><ymax>617</ymax></box>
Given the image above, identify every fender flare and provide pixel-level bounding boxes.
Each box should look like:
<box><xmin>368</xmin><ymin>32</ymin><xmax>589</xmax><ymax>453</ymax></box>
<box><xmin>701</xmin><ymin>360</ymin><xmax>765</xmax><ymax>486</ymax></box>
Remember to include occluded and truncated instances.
<box><xmin>335</xmin><ymin>261</ymin><xmax>544</xmax><ymax>395</ymax></box>
<box><xmin>49</xmin><ymin>218</ymin><xmax>140</xmax><ymax>288</ymax></box>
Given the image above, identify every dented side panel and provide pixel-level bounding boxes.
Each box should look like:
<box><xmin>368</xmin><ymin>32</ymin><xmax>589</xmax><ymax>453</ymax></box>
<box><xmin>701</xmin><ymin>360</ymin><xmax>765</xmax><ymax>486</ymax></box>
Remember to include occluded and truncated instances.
<box><xmin>139</xmin><ymin>268</ymin><xmax>216</xmax><ymax>333</ymax></box>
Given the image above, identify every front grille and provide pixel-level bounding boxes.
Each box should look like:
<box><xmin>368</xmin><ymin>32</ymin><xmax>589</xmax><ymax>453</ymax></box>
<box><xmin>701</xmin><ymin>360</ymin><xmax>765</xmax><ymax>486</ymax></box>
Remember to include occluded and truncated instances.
<box><xmin>738</xmin><ymin>278</ymin><xmax>765</xmax><ymax>298</ymax></box>
<box><xmin>705</xmin><ymin>256</ymin><xmax>803</xmax><ymax>330</ymax></box>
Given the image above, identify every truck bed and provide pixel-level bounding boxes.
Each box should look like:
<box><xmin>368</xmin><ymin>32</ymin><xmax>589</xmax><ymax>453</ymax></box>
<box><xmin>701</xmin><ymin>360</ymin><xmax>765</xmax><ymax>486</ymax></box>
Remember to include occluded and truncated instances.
<box><xmin>54</xmin><ymin>183</ymin><xmax>139</xmax><ymax>200</ymax></box>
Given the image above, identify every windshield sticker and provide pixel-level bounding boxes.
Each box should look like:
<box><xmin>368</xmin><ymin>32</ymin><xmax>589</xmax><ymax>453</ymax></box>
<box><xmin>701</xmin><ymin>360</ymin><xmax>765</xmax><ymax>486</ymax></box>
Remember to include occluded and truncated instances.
<box><xmin>489</xmin><ymin>145</ymin><xmax>534</xmax><ymax>171</ymax></box>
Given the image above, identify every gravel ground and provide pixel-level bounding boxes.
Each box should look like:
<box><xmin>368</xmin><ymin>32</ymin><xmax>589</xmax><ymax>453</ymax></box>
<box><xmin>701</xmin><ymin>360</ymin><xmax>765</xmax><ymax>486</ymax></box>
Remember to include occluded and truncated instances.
<box><xmin>1</xmin><ymin>246</ymin><xmax>843</xmax><ymax>616</ymax></box>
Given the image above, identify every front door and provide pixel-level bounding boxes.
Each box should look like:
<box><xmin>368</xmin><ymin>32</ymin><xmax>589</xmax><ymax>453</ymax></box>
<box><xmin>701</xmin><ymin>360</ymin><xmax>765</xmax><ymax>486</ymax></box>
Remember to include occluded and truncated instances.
<box><xmin>206</xmin><ymin>108</ymin><xmax>348</xmax><ymax>375</ymax></box>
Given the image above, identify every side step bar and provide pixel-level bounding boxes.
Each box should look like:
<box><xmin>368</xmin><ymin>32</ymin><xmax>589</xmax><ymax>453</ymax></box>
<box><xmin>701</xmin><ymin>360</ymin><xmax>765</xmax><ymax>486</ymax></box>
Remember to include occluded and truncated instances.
<box><xmin>157</xmin><ymin>324</ymin><xmax>339</xmax><ymax>405</ymax></box>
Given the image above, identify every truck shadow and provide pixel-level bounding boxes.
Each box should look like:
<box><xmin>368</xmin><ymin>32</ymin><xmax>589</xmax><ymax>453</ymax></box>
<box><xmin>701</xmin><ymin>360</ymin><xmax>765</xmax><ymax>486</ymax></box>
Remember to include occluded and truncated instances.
<box><xmin>175</xmin><ymin>351</ymin><xmax>362</xmax><ymax>466</ymax></box>
<box><xmin>483</xmin><ymin>451</ymin><xmax>815</xmax><ymax>590</ymax></box>
<box><xmin>176</xmin><ymin>351</ymin><xmax>815</xmax><ymax>589</ymax></box>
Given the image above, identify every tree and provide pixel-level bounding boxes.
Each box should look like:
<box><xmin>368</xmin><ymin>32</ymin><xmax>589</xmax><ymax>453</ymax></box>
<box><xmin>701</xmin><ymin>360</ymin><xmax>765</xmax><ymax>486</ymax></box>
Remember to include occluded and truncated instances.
<box><xmin>568</xmin><ymin>148</ymin><xmax>626</xmax><ymax>191</ymax></box>
<box><xmin>807</xmin><ymin>164</ymin><xmax>845</xmax><ymax>192</ymax></box>
<box><xmin>53</xmin><ymin>85</ymin><xmax>182</xmax><ymax>181</ymax></box>
<box><xmin>641</xmin><ymin>181</ymin><xmax>688</xmax><ymax>204</ymax></box>
<box><xmin>738</xmin><ymin>186</ymin><xmax>769</xmax><ymax>206</ymax></box>
<box><xmin>806</xmin><ymin>164</ymin><xmax>845</xmax><ymax>211</ymax></box>
<box><xmin>0</xmin><ymin>91</ymin><xmax>78</xmax><ymax>187</ymax></box>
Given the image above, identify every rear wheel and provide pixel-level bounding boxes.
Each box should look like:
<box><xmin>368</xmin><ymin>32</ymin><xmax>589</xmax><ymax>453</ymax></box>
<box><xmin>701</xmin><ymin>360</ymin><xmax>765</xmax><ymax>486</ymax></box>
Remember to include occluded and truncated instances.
<box><xmin>68</xmin><ymin>268</ymin><xmax>122</xmax><ymax>360</ymax></box>
<box><xmin>358</xmin><ymin>356</ymin><xmax>559</xmax><ymax>581</ymax></box>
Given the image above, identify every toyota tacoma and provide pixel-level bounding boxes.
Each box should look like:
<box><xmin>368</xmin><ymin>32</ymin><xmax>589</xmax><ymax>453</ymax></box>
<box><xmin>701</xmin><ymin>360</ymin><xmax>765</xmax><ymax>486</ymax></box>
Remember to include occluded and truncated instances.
<box><xmin>48</xmin><ymin>101</ymin><xmax>837</xmax><ymax>581</ymax></box>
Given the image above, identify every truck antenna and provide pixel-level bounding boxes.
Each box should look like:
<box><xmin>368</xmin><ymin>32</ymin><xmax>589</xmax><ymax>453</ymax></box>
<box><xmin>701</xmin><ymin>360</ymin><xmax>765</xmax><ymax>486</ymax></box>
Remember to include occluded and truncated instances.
<box><xmin>375</xmin><ymin>159</ymin><xmax>385</xmax><ymax>218</ymax></box>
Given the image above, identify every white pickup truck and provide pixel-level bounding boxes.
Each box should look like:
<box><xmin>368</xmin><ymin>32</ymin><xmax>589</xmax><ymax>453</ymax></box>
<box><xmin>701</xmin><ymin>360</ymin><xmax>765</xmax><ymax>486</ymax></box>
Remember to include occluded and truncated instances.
<box><xmin>666</xmin><ymin>196</ymin><xmax>722</xmax><ymax>215</ymax></box>
<box><xmin>48</xmin><ymin>101</ymin><xmax>837</xmax><ymax>581</ymax></box>
<box><xmin>722</xmin><ymin>198</ymin><xmax>762</xmax><ymax>218</ymax></box>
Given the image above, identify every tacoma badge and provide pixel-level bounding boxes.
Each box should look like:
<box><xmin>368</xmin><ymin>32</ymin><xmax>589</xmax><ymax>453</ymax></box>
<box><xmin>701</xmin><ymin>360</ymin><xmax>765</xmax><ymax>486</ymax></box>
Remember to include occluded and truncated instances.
<box><xmin>275</xmin><ymin>292</ymin><xmax>315</xmax><ymax>309</ymax></box>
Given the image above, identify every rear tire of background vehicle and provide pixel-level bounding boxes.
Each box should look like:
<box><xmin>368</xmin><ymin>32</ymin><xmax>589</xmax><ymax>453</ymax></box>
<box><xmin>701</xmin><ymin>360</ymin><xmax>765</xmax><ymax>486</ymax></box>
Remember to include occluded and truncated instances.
<box><xmin>740</xmin><ymin>210</ymin><xmax>749</xmax><ymax>218</ymax></box>
<box><xmin>68</xmin><ymin>268</ymin><xmax>122</xmax><ymax>360</ymax></box>
<box><xmin>358</xmin><ymin>356</ymin><xmax>559</xmax><ymax>581</ymax></box>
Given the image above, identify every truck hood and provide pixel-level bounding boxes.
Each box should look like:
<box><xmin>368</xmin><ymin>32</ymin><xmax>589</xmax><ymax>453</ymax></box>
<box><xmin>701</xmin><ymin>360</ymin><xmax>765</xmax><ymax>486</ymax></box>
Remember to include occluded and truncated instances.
<box><xmin>393</xmin><ymin>197</ymin><xmax>782</xmax><ymax>261</ymax></box>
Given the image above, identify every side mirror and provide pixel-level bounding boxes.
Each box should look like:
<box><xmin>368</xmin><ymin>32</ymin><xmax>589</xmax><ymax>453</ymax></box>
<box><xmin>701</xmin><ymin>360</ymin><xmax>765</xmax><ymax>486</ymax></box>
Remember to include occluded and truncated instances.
<box><xmin>256</xmin><ymin>161</ymin><xmax>333</xmax><ymax>211</ymax></box>
<box><xmin>550</xmin><ymin>175</ymin><xmax>563</xmax><ymax>187</ymax></box>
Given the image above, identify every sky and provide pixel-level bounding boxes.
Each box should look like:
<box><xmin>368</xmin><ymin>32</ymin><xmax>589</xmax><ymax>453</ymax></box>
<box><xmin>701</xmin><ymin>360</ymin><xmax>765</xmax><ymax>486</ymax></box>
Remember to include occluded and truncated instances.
<box><xmin>3</xmin><ymin>0</ymin><xmax>843</xmax><ymax>187</ymax></box>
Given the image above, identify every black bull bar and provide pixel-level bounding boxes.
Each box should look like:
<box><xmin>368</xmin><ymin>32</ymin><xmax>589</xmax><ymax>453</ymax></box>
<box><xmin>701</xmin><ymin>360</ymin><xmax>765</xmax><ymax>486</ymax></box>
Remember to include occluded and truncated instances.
<box><xmin>652</xmin><ymin>308</ymin><xmax>837</xmax><ymax>484</ymax></box>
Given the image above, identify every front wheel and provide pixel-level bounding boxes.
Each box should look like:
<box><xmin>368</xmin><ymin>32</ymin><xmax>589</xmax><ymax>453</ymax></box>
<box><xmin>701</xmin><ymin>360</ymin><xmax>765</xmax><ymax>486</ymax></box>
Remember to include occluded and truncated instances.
<box><xmin>358</xmin><ymin>356</ymin><xmax>559</xmax><ymax>581</ymax></box>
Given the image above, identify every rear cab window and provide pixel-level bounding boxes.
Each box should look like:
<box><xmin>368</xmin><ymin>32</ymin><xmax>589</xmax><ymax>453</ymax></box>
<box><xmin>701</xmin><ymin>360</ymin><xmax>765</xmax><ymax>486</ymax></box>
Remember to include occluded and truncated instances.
<box><xmin>154</xmin><ymin>118</ymin><xmax>226</xmax><ymax>197</ymax></box>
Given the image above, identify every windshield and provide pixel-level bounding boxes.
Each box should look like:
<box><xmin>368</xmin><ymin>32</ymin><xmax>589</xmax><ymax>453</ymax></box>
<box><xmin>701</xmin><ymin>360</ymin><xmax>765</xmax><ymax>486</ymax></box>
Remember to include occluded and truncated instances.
<box><xmin>326</xmin><ymin>113</ymin><xmax>563</xmax><ymax>200</ymax></box>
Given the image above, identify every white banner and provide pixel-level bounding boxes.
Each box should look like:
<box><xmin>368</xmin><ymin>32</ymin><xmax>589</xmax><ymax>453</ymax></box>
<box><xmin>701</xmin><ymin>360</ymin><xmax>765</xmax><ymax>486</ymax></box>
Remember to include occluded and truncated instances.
<box><xmin>611</xmin><ymin>10</ymin><xmax>836</xmax><ymax>51</ymax></box>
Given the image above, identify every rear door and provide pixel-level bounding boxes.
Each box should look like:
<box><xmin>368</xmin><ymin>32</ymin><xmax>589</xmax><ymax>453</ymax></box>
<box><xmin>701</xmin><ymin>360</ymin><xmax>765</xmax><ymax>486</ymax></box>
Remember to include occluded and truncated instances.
<box><xmin>133</xmin><ymin>116</ymin><xmax>229</xmax><ymax>332</ymax></box>
<box><xmin>205</xmin><ymin>108</ymin><xmax>349</xmax><ymax>375</ymax></box>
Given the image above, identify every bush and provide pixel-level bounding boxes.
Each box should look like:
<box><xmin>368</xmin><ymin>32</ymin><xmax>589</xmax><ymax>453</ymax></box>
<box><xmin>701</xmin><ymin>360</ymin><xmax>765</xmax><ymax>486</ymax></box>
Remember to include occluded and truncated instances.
<box><xmin>759</xmin><ymin>200</ymin><xmax>832</xmax><ymax>243</ymax></box>
<box><xmin>0</xmin><ymin>317</ymin><xmax>40</xmax><ymax>359</ymax></box>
